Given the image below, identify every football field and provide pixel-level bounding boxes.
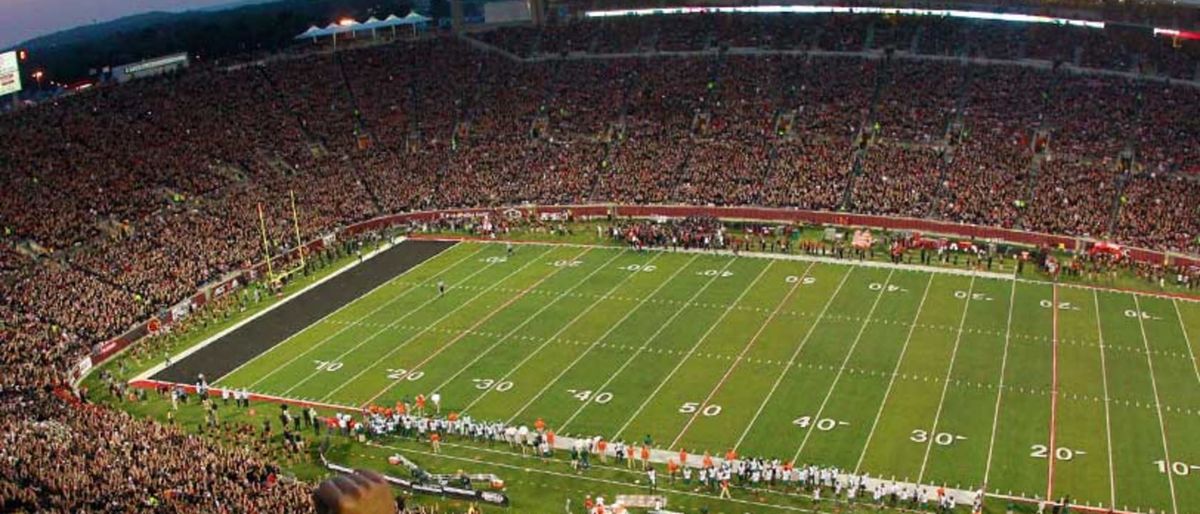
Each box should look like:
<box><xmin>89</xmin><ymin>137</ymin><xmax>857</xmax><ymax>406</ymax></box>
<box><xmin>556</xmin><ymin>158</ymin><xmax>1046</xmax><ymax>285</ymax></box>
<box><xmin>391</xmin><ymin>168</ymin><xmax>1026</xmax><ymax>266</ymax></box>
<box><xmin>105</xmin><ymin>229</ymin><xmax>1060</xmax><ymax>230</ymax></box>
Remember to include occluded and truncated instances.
<box><xmin>212</xmin><ymin>240</ymin><xmax>1200</xmax><ymax>514</ymax></box>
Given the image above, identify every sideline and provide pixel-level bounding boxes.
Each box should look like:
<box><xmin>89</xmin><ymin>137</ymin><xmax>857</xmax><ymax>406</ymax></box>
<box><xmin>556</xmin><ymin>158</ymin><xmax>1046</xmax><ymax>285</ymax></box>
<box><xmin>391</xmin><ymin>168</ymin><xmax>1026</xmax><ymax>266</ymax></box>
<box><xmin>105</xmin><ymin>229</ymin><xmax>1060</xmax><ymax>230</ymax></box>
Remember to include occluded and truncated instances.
<box><xmin>409</xmin><ymin>235</ymin><xmax>1200</xmax><ymax>303</ymax></box>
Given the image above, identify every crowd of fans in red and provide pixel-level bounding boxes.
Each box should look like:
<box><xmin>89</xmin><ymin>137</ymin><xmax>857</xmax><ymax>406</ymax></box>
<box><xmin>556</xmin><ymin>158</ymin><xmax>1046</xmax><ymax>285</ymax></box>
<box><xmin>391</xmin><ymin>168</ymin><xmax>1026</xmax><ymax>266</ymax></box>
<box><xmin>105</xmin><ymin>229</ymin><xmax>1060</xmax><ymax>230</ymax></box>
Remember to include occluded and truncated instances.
<box><xmin>1</xmin><ymin>14</ymin><xmax>1198</xmax><ymax>511</ymax></box>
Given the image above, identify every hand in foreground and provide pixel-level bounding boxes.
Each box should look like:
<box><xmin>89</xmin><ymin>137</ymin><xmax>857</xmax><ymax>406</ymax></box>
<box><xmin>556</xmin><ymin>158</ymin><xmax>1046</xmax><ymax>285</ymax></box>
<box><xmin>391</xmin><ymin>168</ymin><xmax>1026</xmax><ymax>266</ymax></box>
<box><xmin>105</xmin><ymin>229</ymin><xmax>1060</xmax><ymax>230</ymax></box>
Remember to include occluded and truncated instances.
<box><xmin>313</xmin><ymin>469</ymin><xmax>395</xmax><ymax>514</ymax></box>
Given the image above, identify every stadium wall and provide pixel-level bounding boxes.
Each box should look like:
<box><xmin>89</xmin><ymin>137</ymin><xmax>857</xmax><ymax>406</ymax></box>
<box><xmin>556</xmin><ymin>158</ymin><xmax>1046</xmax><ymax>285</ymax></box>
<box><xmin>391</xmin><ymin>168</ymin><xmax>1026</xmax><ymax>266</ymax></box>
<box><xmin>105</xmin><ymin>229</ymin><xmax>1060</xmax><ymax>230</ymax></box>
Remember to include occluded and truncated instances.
<box><xmin>76</xmin><ymin>204</ymin><xmax>1200</xmax><ymax>386</ymax></box>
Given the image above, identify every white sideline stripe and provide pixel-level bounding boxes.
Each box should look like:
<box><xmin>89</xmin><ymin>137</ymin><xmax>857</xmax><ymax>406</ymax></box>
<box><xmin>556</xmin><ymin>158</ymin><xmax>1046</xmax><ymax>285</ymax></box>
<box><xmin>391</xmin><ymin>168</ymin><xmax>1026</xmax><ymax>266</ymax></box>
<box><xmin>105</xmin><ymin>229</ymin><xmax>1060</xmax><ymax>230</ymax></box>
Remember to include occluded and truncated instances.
<box><xmin>917</xmin><ymin>276</ymin><xmax>976</xmax><ymax>483</ymax></box>
<box><xmin>732</xmin><ymin>266</ymin><xmax>853</xmax><ymax>452</ymax></box>
<box><xmin>610</xmin><ymin>260</ymin><xmax>776</xmax><ymax>441</ymax></box>
<box><xmin>137</xmin><ymin>237</ymin><xmax>419</xmax><ymax>384</ymax></box>
<box><xmin>427</xmin><ymin>249</ymin><xmax>618</xmax><ymax>400</ymax></box>
<box><xmin>790</xmin><ymin>269</ymin><xmax>895</xmax><ymax>462</ymax></box>
<box><xmin>1130</xmin><ymin>294</ymin><xmax>1180</xmax><ymax>514</ymax></box>
<box><xmin>278</xmin><ymin>246</ymin><xmax>502</xmax><ymax>395</ymax></box>
<box><xmin>457</xmin><ymin>250</ymin><xmax>643</xmax><ymax>414</ymax></box>
<box><xmin>669</xmin><ymin>261</ymin><xmax>810</xmax><ymax>451</ymax></box>
<box><xmin>982</xmin><ymin>279</ymin><xmax>1019</xmax><ymax>489</ymax></box>
<box><xmin>555</xmin><ymin>256</ymin><xmax>736</xmax><ymax>433</ymax></box>
<box><xmin>371</xmin><ymin>442</ymin><xmax>822</xmax><ymax>513</ymax></box>
<box><xmin>130</xmin><ymin>378</ymin><xmax>359</xmax><ymax>412</ymax></box>
<box><xmin>251</xmin><ymin>245</ymin><xmax>485</xmax><ymax>390</ymax></box>
<box><xmin>426</xmin><ymin>237</ymin><xmax>1200</xmax><ymax>305</ymax></box>
<box><xmin>505</xmin><ymin>253</ymin><xmax>694</xmax><ymax>425</ymax></box>
<box><xmin>855</xmin><ymin>273</ymin><xmax>935</xmax><ymax>473</ymax></box>
<box><xmin>1096</xmin><ymin>290</ymin><xmax>1118</xmax><ymax>509</ymax></box>
<box><xmin>321</xmin><ymin>247</ymin><xmax>556</xmax><ymax>403</ymax></box>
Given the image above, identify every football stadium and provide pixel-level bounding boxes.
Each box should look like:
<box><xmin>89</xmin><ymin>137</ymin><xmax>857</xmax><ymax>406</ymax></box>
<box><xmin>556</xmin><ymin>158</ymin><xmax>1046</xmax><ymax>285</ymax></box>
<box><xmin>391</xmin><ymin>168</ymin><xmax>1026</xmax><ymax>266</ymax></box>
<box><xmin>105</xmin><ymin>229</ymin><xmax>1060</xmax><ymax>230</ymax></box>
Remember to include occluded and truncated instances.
<box><xmin>1</xmin><ymin>1</ymin><xmax>1199</xmax><ymax>513</ymax></box>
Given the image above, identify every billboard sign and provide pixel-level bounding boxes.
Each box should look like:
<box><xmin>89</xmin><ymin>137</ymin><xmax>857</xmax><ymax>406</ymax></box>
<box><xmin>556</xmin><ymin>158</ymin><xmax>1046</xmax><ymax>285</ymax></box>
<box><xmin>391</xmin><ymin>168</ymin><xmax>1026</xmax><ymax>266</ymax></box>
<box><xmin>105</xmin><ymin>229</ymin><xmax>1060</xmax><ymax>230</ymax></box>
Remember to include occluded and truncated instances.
<box><xmin>0</xmin><ymin>51</ymin><xmax>21</xmax><ymax>97</ymax></box>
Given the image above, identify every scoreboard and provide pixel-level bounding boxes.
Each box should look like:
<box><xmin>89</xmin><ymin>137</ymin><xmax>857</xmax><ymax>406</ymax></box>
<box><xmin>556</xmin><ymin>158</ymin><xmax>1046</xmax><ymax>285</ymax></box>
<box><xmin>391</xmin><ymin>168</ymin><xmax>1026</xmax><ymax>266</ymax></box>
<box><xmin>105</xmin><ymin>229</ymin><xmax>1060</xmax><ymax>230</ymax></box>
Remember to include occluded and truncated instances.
<box><xmin>0</xmin><ymin>51</ymin><xmax>20</xmax><ymax>97</ymax></box>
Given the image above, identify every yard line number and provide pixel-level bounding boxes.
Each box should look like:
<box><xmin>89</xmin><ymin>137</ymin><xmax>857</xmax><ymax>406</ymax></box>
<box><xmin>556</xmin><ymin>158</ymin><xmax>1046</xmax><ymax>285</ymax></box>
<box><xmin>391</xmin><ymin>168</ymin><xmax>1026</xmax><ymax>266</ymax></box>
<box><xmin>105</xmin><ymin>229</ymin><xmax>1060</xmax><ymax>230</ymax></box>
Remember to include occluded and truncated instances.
<box><xmin>473</xmin><ymin>379</ymin><xmax>513</xmax><ymax>392</ymax></box>
<box><xmin>785</xmin><ymin>276</ymin><xmax>817</xmax><ymax>285</ymax></box>
<box><xmin>619</xmin><ymin>264</ymin><xmax>656</xmax><ymax>273</ymax></box>
<box><xmin>1040</xmin><ymin>300</ymin><xmax>1080</xmax><ymax>311</ymax></box>
<box><xmin>314</xmin><ymin>360</ymin><xmax>343</xmax><ymax>372</ymax></box>
<box><xmin>911</xmin><ymin>429</ymin><xmax>966</xmax><ymax>446</ymax></box>
<box><xmin>386</xmin><ymin>368</ymin><xmax>424</xmax><ymax>381</ymax></box>
<box><xmin>869</xmin><ymin>283</ymin><xmax>905</xmax><ymax>293</ymax></box>
<box><xmin>551</xmin><ymin>260</ymin><xmax>583</xmax><ymax>268</ymax></box>
<box><xmin>793</xmin><ymin>416</ymin><xmax>848</xmax><ymax>431</ymax></box>
<box><xmin>567</xmin><ymin>389</ymin><xmax>612</xmax><ymax>404</ymax></box>
<box><xmin>1155</xmin><ymin>460</ymin><xmax>1197</xmax><ymax>476</ymax></box>
<box><xmin>954</xmin><ymin>290</ymin><xmax>992</xmax><ymax>301</ymax></box>
<box><xmin>680</xmin><ymin>402</ymin><xmax>722</xmax><ymax>416</ymax></box>
<box><xmin>698</xmin><ymin>269</ymin><xmax>734</xmax><ymax>278</ymax></box>
<box><xmin>482</xmin><ymin>256</ymin><xmax>508</xmax><ymax>264</ymax></box>
<box><xmin>1030</xmin><ymin>444</ymin><xmax>1085</xmax><ymax>461</ymax></box>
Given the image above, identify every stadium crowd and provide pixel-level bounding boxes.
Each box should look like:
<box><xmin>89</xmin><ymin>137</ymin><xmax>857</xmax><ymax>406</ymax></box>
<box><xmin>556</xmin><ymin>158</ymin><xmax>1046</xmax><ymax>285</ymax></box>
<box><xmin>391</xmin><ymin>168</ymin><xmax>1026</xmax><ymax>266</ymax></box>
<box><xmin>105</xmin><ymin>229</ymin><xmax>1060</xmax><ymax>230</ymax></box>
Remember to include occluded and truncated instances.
<box><xmin>0</xmin><ymin>13</ymin><xmax>1198</xmax><ymax>511</ymax></box>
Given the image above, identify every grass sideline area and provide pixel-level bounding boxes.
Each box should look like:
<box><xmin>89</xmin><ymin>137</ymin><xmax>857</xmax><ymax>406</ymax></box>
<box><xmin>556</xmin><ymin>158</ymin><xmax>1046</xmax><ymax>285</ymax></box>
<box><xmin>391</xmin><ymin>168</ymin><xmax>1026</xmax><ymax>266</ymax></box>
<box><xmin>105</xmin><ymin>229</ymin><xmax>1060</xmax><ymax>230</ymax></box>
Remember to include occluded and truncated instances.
<box><xmin>89</xmin><ymin>224</ymin><xmax>1200</xmax><ymax>514</ymax></box>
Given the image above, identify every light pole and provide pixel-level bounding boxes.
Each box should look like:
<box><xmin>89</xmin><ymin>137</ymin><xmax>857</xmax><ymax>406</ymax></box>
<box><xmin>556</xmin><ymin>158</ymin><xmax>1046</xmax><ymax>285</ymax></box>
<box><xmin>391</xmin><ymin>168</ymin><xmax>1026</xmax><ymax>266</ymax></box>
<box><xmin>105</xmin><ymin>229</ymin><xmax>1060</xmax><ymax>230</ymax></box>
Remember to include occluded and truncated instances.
<box><xmin>31</xmin><ymin>70</ymin><xmax>44</xmax><ymax>92</ymax></box>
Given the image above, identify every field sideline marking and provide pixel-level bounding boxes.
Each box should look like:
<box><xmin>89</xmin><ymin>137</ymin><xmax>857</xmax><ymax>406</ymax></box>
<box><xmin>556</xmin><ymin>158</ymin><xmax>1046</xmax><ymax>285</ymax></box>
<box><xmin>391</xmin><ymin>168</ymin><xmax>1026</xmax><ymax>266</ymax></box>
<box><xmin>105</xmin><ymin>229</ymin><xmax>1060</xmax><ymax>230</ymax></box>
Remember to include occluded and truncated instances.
<box><xmin>1046</xmin><ymin>284</ymin><xmax>1060</xmax><ymax>500</ymax></box>
<box><xmin>917</xmin><ymin>276</ymin><xmax>977</xmax><ymax>483</ymax></box>
<box><xmin>854</xmin><ymin>273</ymin><xmax>936</xmax><ymax>473</ymax></box>
<box><xmin>318</xmin><ymin>246</ymin><xmax>555</xmax><ymax>403</ymax></box>
<box><xmin>505</xmin><ymin>254</ymin><xmax>697</xmax><ymax>425</ymax></box>
<box><xmin>257</xmin><ymin>246</ymin><xmax>489</xmax><ymax>392</ymax></box>
<box><xmin>369</xmin><ymin>442</ymin><xmax>822</xmax><ymax>513</ymax></box>
<box><xmin>982</xmin><ymin>279</ymin><xmax>1019</xmax><ymax>492</ymax></box>
<box><xmin>458</xmin><ymin>250</ymin><xmax>654</xmax><ymax>415</ymax></box>
<box><xmin>417</xmin><ymin>236</ymin><xmax>1200</xmax><ymax>305</ymax></box>
<box><xmin>734</xmin><ymin>266</ymin><xmax>855</xmax><ymax>453</ymax></box>
<box><xmin>1172</xmin><ymin>300</ymin><xmax>1200</xmax><ymax>387</ymax></box>
<box><xmin>276</xmin><ymin>246</ymin><xmax>516</xmax><ymax>396</ymax></box>
<box><xmin>555</xmin><ymin>256</ymin><xmax>738</xmax><ymax>433</ymax></box>
<box><xmin>790</xmin><ymin>269</ymin><xmax>896</xmax><ymax>462</ymax></box>
<box><xmin>669</xmin><ymin>260</ymin><xmax>811</xmax><ymax>450</ymax></box>
<box><xmin>425</xmin><ymin>249</ymin><xmax>624</xmax><ymax>405</ymax></box>
<box><xmin>358</xmin><ymin>246</ymin><xmax>588</xmax><ymax>408</ymax></box>
<box><xmin>609</xmin><ymin>260</ymin><xmax>778</xmax><ymax>441</ymax></box>
<box><xmin>144</xmin><ymin>238</ymin><xmax>442</xmax><ymax>385</ymax></box>
<box><xmin>1095</xmin><ymin>290</ymin><xmax>1118</xmax><ymax>509</ymax></box>
<box><xmin>1130</xmin><ymin>294</ymin><xmax>1180</xmax><ymax>514</ymax></box>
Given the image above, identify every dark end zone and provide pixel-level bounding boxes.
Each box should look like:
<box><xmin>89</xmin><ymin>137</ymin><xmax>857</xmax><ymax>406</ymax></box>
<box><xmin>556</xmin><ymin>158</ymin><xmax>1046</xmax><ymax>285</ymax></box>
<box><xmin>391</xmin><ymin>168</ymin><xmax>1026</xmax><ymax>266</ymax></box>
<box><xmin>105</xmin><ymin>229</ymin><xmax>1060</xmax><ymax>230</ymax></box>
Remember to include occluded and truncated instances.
<box><xmin>152</xmin><ymin>239</ymin><xmax>457</xmax><ymax>384</ymax></box>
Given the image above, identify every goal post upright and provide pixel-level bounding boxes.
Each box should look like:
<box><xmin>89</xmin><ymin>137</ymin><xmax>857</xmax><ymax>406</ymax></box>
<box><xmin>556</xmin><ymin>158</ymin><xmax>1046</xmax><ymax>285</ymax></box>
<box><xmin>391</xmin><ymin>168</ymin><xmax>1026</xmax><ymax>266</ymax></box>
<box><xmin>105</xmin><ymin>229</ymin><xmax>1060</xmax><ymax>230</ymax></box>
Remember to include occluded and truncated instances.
<box><xmin>257</xmin><ymin>202</ymin><xmax>276</xmax><ymax>283</ymax></box>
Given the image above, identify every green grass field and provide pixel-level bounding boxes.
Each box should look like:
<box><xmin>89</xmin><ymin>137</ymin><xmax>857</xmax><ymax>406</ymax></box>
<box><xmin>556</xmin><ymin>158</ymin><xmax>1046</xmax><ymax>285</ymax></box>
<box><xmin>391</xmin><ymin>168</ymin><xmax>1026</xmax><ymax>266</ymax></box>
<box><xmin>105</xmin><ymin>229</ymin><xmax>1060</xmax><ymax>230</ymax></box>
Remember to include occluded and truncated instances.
<box><xmin>209</xmin><ymin>240</ymin><xmax>1200</xmax><ymax>514</ymax></box>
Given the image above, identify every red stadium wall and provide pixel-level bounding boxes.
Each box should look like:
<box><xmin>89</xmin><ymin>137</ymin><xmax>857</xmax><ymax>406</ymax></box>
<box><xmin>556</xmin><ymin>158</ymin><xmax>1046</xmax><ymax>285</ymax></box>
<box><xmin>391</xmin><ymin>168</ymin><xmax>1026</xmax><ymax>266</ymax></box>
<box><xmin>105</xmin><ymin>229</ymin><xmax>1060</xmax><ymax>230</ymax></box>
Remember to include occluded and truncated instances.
<box><xmin>83</xmin><ymin>204</ymin><xmax>1199</xmax><ymax>383</ymax></box>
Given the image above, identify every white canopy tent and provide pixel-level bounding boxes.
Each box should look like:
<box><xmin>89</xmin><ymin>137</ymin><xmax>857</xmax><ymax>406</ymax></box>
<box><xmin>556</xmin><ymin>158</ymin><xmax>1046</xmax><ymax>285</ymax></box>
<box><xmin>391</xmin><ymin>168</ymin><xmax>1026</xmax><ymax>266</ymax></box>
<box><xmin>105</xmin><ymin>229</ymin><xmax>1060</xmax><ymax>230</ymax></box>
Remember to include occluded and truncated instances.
<box><xmin>295</xmin><ymin>12</ymin><xmax>431</xmax><ymax>42</ymax></box>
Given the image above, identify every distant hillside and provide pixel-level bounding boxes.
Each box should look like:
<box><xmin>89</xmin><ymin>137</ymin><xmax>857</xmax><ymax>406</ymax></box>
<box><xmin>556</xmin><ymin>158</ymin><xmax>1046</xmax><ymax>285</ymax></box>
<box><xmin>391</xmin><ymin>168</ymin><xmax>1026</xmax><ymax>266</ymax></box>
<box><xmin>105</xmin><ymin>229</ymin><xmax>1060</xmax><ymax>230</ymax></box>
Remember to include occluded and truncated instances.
<box><xmin>15</xmin><ymin>0</ymin><xmax>415</xmax><ymax>82</ymax></box>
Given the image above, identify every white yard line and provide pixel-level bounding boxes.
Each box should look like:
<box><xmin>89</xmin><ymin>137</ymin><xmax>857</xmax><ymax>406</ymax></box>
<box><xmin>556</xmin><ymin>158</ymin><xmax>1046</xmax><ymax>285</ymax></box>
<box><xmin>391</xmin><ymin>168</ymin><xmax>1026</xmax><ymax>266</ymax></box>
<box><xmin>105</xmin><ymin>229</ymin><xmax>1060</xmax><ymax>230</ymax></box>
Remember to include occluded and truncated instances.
<box><xmin>1095</xmin><ymin>290</ymin><xmax>1118</xmax><ymax>510</ymax></box>
<box><xmin>458</xmin><ymin>251</ymin><xmax>656</xmax><ymax>414</ymax></box>
<box><xmin>1172</xmin><ymin>299</ymin><xmax>1200</xmax><ymax>386</ymax></box>
<box><xmin>982</xmin><ymin>279</ymin><xmax>1019</xmax><ymax>493</ymax></box>
<box><xmin>278</xmin><ymin>248</ymin><xmax>558</xmax><ymax>396</ymax></box>
<box><xmin>917</xmin><ymin>276</ymin><xmax>976</xmax><ymax>483</ymax></box>
<box><xmin>270</xmin><ymin>247</ymin><xmax>494</xmax><ymax>391</ymax></box>
<box><xmin>204</xmin><ymin>239</ymin><xmax>465</xmax><ymax>386</ymax></box>
<box><xmin>789</xmin><ymin>269</ymin><xmax>895</xmax><ymax>463</ymax></box>
<box><xmin>668</xmin><ymin>261</ymin><xmax>811</xmax><ymax>451</ymax></box>
<box><xmin>357</xmin><ymin>247</ymin><xmax>591</xmax><ymax>408</ymax></box>
<box><xmin>423</xmin><ymin>249</ymin><xmax>618</xmax><ymax>401</ymax></box>
<box><xmin>610</xmin><ymin>260</ymin><xmax>777</xmax><ymax>441</ymax></box>
<box><xmin>505</xmin><ymin>254</ymin><xmax>698</xmax><ymax>425</ymax></box>
<box><xmin>555</xmin><ymin>257</ymin><xmax>738</xmax><ymax>433</ymax></box>
<box><xmin>1131</xmin><ymin>294</ymin><xmax>1180</xmax><ymax>514</ymax></box>
<box><xmin>855</xmin><ymin>273</ymin><xmax>935</xmax><ymax>473</ymax></box>
<box><xmin>733</xmin><ymin>266</ymin><xmax>855</xmax><ymax>452</ymax></box>
<box><xmin>317</xmin><ymin>247</ymin><xmax>554</xmax><ymax>403</ymax></box>
<box><xmin>1046</xmin><ymin>284</ymin><xmax>1061</xmax><ymax>501</ymax></box>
